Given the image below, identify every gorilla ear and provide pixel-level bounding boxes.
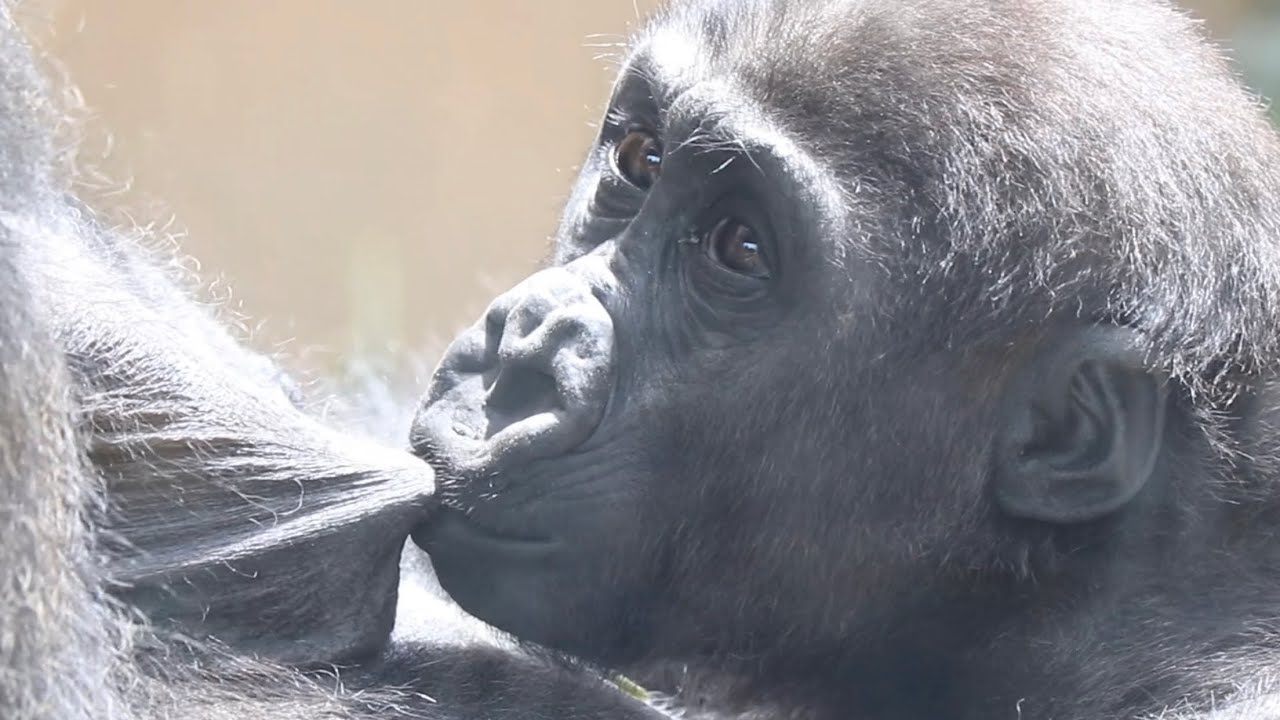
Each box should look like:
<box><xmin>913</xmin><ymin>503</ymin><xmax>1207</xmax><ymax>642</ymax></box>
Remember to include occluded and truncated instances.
<box><xmin>994</xmin><ymin>326</ymin><xmax>1168</xmax><ymax>524</ymax></box>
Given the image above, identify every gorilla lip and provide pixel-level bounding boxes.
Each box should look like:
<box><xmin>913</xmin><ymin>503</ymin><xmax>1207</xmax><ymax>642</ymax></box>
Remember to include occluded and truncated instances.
<box><xmin>414</xmin><ymin>506</ymin><xmax>560</xmax><ymax>559</ymax></box>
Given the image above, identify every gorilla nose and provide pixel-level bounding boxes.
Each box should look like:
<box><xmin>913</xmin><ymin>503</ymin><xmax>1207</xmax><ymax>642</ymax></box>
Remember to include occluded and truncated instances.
<box><xmin>410</xmin><ymin>267</ymin><xmax>615</xmax><ymax>474</ymax></box>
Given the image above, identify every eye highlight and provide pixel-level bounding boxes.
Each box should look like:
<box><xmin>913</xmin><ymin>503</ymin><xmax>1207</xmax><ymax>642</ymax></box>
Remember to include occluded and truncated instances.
<box><xmin>613</xmin><ymin>129</ymin><xmax>662</xmax><ymax>190</ymax></box>
<box><xmin>706</xmin><ymin>217</ymin><xmax>770</xmax><ymax>279</ymax></box>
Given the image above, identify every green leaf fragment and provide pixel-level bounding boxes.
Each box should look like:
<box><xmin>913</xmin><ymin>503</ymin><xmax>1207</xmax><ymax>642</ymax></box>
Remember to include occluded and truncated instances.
<box><xmin>609</xmin><ymin>674</ymin><xmax>650</xmax><ymax>701</ymax></box>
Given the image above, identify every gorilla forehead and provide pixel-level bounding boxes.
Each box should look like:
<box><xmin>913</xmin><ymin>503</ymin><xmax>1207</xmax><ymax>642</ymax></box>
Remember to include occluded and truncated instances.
<box><xmin>634</xmin><ymin>0</ymin><xmax>1237</xmax><ymax>195</ymax></box>
<box><xmin>642</xmin><ymin>0</ymin><xmax>1188</xmax><ymax>112</ymax></box>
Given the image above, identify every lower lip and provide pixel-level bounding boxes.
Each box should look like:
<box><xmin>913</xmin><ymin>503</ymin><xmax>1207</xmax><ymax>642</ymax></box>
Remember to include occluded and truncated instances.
<box><xmin>412</xmin><ymin>507</ymin><xmax>561</xmax><ymax>562</ymax></box>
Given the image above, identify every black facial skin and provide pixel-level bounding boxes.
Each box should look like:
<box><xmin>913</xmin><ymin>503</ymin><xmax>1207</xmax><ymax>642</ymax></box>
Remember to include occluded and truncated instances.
<box><xmin>412</xmin><ymin>1</ymin><xmax>1280</xmax><ymax>719</ymax></box>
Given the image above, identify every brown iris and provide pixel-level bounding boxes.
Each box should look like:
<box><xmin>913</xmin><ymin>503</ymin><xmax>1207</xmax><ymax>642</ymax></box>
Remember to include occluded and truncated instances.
<box><xmin>613</xmin><ymin>130</ymin><xmax>662</xmax><ymax>190</ymax></box>
<box><xmin>707</xmin><ymin>217</ymin><xmax>769</xmax><ymax>278</ymax></box>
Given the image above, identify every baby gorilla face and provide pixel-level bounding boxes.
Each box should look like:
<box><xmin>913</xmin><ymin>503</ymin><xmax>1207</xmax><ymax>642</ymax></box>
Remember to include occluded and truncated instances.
<box><xmin>416</xmin><ymin>0</ymin><xmax>1280</xmax><ymax>719</ymax></box>
<box><xmin>407</xmin><ymin>3</ymin><xmax>913</xmax><ymax>665</ymax></box>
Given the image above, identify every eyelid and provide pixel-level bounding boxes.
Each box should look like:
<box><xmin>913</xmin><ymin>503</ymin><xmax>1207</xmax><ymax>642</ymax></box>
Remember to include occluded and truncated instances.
<box><xmin>604</xmin><ymin>61</ymin><xmax>663</xmax><ymax>128</ymax></box>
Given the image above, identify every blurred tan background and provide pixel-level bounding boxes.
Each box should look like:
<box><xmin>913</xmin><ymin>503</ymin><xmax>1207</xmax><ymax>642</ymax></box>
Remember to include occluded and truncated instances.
<box><xmin>11</xmin><ymin>0</ymin><xmax>1277</xmax><ymax>373</ymax></box>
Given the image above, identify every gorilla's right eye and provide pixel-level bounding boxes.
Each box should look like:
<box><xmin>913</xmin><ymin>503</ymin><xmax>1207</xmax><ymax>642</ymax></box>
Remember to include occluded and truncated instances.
<box><xmin>613</xmin><ymin>130</ymin><xmax>662</xmax><ymax>190</ymax></box>
<box><xmin>706</xmin><ymin>217</ymin><xmax>770</xmax><ymax>279</ymax></box>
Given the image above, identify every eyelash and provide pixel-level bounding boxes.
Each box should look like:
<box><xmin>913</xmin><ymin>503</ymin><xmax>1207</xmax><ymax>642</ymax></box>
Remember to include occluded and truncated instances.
<box><xmin>603</xmin><ymin>107</ymin><xmax>630</xmax><ymax>130</ymax></box>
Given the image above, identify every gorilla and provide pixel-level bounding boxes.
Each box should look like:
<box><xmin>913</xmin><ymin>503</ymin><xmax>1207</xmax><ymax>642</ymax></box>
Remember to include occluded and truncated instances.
<box><xmin>410</xmin><ymin>0</ymin><xmax>1280</xmax><ymax>718</ymax></box>
<box><xmin>0</xmin><ymin>5</ymin><xmax>671</xmax><ymax>719</ymax></box>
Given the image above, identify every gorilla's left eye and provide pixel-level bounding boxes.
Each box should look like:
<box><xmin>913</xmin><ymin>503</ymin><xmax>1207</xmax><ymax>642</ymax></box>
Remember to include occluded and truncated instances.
<box><xmin>613</xmin><ymin>130</ymin><xmax>663</xmax><ymax>190</ymax></box>
<box><xmin>706</xmin><ymin>217</ymin><xmax>770</xmax><ymax>279</ymax></box>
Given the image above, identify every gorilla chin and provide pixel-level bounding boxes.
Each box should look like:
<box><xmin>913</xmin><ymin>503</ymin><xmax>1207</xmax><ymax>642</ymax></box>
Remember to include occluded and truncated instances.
<box><xmin>413</xmin><ymin>497</ymin><xmax>652</xmax><ymax>663</ymax></box>
<box><xmin>412</xmin><ymin>507</ymin><xmax>565</xmax><ymax>645</ymax></box>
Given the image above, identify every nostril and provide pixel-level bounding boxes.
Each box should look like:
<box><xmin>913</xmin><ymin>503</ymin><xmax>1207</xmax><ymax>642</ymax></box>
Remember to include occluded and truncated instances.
<box><xmin>485</xmin><ymin>308</ymin><xmax>507</xmax><ymax>352</ymax></box>
<box><xmin>416</xmin><ymin>268</ymin><xmax>616</xmax><ymax>469</ymax></box>
<box><xmin>484</xmin><ymin>365</ymin><xmax>559</xmax><ymax>438</ymax></box>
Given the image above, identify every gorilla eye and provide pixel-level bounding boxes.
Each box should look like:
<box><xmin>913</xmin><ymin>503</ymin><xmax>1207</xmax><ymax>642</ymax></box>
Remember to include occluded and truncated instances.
<box><xmin>613</xmin><ymin>130</ymin><xmax>662</xmax><ymax>190</ymax></box>
<box><xmin>706</xmin><ymin>217</ymin><xmax>770</xmax><ymax>279</ymax></box>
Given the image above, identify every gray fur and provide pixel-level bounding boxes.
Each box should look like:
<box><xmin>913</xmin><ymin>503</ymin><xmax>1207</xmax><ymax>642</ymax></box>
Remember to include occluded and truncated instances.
<box><xmin>0</xmin><ymin>3</ymin><xmax>671</xmax><ymax>718</ymax></box>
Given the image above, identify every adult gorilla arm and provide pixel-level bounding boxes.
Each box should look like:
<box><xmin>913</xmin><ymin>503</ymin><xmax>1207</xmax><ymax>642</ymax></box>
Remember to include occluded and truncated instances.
<box><xmin>0</xmin><ymin>43</ymin><xmax>436</xmax><ymax>663</ymax></box>
<box><xmin>40</xmin><ymin>207</ymin><xmax>436</xmax><ymax>663</ymax></box>
<box><xmin>0</xmin><ymin>5</ymin><xmax>672</xmax><ymax>718</ymax></box>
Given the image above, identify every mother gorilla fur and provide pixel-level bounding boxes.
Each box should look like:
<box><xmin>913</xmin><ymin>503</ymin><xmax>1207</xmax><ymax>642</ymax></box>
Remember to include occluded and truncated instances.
<box><xmin>0</xmin><ymin>4</ymin><xmax>673</xmax><ymax>720</ymax></box>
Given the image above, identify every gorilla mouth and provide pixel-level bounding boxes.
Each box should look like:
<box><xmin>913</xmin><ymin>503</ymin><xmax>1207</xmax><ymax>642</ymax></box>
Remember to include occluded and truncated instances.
<box><xmin>413</xmin><ymin>506</ymin><xmax>560</xmax><ymax>560</ymax></box>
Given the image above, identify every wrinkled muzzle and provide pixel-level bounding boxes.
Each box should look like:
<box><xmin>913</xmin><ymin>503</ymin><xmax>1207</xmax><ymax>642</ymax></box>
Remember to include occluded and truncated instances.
<box><xmin>411</xmin><ymin>266</ymin><xmax>616</xmax><ymax>476</ymax></box>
